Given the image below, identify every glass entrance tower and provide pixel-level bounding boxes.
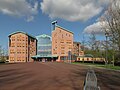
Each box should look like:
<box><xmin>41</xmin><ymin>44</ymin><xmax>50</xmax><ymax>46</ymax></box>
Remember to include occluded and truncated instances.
<box><xmin>36</xmin><ymin>34</ymin><xmax>51</xmax><ymax>56</ymax></box>
<box><xmin>32</xmin><ymin>34</ymin><xmax>58</xmax><ymax>61</ymax></box>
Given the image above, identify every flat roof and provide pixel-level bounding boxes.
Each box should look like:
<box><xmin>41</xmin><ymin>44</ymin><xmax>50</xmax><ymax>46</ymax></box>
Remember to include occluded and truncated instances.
<box><xmin>77</xmin><ymin>54</ymin><xmax>93</xmax><ymax>58</ymax></box>
<box><xmin>56</xmin><ymin>25</ymin><xmax>74</xmax><ymax>34</ymax></box>
<box><xmin>8</xmin><ymin>31</ymin><xmax>36</xmax><ymax>39</ymax></box>
<box><xmin>36</xmin><ymin>34</ymin><xmax>51</xmax><ymax>39</ymax></box>
<box><xmin>74</xmin><ymin>42</ymin><xmax>81</xmax><ymax>44</ymax></box>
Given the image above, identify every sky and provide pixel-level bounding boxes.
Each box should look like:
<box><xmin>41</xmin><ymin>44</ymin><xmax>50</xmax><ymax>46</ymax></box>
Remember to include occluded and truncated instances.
<box><xmin>0</xmin><ymin>0</ymin><xmax>112</xmax><ymax>50</ymax></box>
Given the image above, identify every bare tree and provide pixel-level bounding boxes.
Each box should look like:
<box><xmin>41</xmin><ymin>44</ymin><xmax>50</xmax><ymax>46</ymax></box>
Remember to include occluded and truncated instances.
<box><xmin>87</xmin><ymin>32</ymin><xmax>99</xmax><ymax>58</ymax></box>
<box><xmin>100</xmin><ymin>0</ymin><xmax>120</xmax><ymax>63</ymax></box>
<box><xmin>0</xmin><ymin>45</ymin><xmax>8</xmax><ymax>62</ymax></box>
<box><xmin>88</xmin><ymin>31</ymin><xmax>97</xmax><ymax>51</ymax></box>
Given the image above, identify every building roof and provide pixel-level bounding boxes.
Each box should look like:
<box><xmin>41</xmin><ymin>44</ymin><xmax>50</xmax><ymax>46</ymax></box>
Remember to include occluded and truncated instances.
<box><xmin>8</xmin><ymin>31</ymin><xmax>36</xmax><ymax>39</ymax></box>
<box><xmin>77</xmin><ymin>54</ymin><xmax>93</xmax><ymax>58</ymax></box>
<box><xmin>73</xmin><ymin>42</ymin><xmax>81</xmax><ymax>44</ymax></box>
<box><xmin>55</xmin><ymin>25</ymin><xmax>74</xmax><ymax>34</ymax></box>
<box><xmin>77</xmin><ymin>55</ymin><xmax>85</xmax><ymax>58</ymax></box>
<box><xmin>36</xmin><ymin>34</ymin><xmax>51</xmax><ymax>39</ymax></box>
<box><xmin>85</xmin><ymin>54</ymin><xmax>93</xmax><ymax>57</ymax></box>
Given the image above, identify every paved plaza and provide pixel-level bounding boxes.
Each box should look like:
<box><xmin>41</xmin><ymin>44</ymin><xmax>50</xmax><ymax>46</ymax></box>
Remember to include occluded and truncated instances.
<box><xmin>0</xmin><ymin>62</ymin><xmax>120</xmax><ymax>90</ymax></box>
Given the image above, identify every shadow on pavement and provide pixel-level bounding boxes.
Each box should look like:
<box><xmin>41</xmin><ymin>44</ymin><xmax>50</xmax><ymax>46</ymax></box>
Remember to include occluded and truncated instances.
<box><xmin>95</xmin><ymin>69</ymin><xmax>120</xmax><ymax>90</ymax></box>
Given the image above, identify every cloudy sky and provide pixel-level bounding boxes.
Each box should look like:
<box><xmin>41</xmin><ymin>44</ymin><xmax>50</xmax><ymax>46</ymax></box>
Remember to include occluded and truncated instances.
<box><xmin>0</xmin><ymin>0</ymin><xmax>112</xmax><ymax>49</ymax></box>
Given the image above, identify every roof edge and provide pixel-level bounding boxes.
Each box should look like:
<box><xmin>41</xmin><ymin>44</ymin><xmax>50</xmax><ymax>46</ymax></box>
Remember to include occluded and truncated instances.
<box><xmin>56</xmin><ymin>25</ymin><xmax>74</xmax><ymax>34</ymax></box>
<box><xmin>8</xmin><ymin>31</ymin><xmax>36</xmax><ymax>39</ymax></box>
<box><xmin>36</xmin><ymin>34</ymin><xmax>51</xmax><ymax>38</ymax></box>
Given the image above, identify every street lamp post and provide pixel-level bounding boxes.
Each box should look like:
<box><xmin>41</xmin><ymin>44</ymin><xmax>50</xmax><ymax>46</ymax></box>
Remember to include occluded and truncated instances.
<box><xmin>82</xmin><ymin>34</ymin><xmax>85</xmax><ymax>63</ymax></box>
<box><xmin>105</xmin><ymin>33</ymin><xmax>108</xmax><ymax>65</ymax></box>
<box><xmin>105</xmin><ymin>33</ymin><xmax>115</xmax><ymax>66</ymax></box>
<box><xmin>112</xmin><ymin>49</ymin><xmax>115</xmax><ymax>66</ymax></box>
<box><xmin>68</xmin><ymin>50</ymin><xmax>72</xmax><ymax>64</ymax></box>
<box><xmin>112</xmin><ymin>38</ymin><xmax>115</xmax><ymax>66</ymax></box>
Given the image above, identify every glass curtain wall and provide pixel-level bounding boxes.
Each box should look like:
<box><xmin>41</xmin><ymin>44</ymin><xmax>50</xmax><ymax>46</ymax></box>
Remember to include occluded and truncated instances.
<box><xmin>36</xmin><ymin>34</ymin><xmax>51</xmax><ymax>56</ymax></box>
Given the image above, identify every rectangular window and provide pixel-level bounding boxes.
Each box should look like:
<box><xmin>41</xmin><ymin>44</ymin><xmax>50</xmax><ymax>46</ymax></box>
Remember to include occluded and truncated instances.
<box><xmin>61</xmin><ymin>47</ymin><xmax>65</xmax><ymax>49</ymax></box>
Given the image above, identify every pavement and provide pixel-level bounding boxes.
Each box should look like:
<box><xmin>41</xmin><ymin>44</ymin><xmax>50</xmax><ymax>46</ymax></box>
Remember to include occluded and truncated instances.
<box><xmin>0</xmin><ymin>62</ymin><xmax>120</xmax><ymax>90</ymax></box>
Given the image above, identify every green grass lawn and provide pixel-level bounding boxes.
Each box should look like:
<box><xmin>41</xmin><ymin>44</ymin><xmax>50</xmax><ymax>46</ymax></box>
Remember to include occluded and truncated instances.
<box><xmin>72</xmin><ymin>62</ymin><xmax>120</xmax><ymax>70</ymax></box>
<box><xmin>99</xmin><ymin>64</ymin><xmax>120</xmax><ymax>70</ymax></box>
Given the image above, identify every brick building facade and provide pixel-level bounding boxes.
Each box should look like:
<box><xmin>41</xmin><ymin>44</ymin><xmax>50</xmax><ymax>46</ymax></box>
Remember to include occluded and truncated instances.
<box><xmin>52</xmin><ymin>25</ymin><xmax>73</xmax><ymax>61</ymax></box>
<box><xmin>8</xmin><ymin>31</ymin><xmax>37</xmax><ymax>63</ymax></box>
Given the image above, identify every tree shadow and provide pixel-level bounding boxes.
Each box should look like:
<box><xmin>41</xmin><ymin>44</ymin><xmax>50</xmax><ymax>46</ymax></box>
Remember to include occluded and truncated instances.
<box><xmin>46</xmin><ymin>68</ymin><xmax>87</xmax><ymax>90</ymax></box>
<box><xmin>95</xmin><ymin>69</ymin><xmax>120</xmax><ymax>90</ymax></box>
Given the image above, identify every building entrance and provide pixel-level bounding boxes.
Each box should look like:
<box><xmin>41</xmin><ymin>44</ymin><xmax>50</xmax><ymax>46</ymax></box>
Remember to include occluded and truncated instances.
<box><xmin>32</xmin><ymin>55</ymin><xmax>58</xmax><ymax>62</ymax></box>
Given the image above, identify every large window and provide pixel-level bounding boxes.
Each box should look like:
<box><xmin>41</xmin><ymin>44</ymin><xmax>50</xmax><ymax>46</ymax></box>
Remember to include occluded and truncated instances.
<box><xmin>36</xmin><ymin>35</ymin><xmax>52</xmax><ymax>56</ymax></box>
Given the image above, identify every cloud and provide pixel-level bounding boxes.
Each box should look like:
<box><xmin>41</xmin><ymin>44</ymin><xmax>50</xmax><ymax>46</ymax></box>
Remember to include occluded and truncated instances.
<box><xmin>0</xmin><ymin>0</ymin><xmax>38</xmax><ymax>21</ymax></box>
<box><xmin>41</xmin><ymin>0</ymin><xmax>110</xmax><ymax>22</ymax></box>
<box><xmin>26</xmin><ymin>16</ymin><xmax>34</xmax><ymax>22</ymax></box>
<box><xmin>83</xmin><ymin>21</ymin><xmax>106</xmax><ymax>34</ymax></box>
<box><xmin>84</xmin><ymin>0</ymin><xmax>120</xmax><ymax>35</ymax></box>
